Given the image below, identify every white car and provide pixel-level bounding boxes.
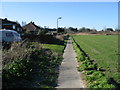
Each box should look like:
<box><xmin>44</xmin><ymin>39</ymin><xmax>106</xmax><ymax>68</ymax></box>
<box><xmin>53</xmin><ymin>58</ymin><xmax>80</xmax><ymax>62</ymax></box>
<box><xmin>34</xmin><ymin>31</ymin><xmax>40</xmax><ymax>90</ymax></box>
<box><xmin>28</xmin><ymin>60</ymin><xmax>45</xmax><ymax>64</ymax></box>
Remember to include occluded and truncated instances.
<box><xmin>0</xmin><ymin>30</ymin><xmax>22</xmax><ymax>43</ymax></box>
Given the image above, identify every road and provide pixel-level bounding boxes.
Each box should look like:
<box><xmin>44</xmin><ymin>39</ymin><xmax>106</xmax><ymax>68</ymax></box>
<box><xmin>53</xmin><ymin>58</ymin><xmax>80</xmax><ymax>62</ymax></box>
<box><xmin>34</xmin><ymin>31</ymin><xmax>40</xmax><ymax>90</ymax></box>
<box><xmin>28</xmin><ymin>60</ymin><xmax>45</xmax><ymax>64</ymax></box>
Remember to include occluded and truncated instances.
<box><xmin>56</xmin><ymin>37</ymin><xmax>85</xmax><ymax>88</ymax></box>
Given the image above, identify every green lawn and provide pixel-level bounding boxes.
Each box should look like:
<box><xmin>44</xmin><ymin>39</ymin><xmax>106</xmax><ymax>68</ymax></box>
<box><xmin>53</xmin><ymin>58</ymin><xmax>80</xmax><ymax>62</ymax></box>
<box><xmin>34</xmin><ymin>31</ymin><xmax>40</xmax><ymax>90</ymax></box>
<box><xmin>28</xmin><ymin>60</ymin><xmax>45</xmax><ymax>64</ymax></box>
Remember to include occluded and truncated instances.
<box><xmin>41</xmin><ymin>44</ymin><xmax>65</xmax><ymax>55</ymax></box>
<box><xmin>72</xmin><ymin>35</ymin><xmax>119</xmax><ymax>84</ymax></box>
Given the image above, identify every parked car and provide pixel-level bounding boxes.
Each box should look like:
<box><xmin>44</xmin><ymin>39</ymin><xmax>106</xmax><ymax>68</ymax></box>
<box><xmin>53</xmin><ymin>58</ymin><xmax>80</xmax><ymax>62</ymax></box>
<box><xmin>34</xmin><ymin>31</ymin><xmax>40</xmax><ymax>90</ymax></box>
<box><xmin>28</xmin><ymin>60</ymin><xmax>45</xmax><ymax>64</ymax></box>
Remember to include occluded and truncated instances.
<box><xmin>0</xmin><ymin>30</ymin><xmax>22</xmax><ymax>50</ymax></box>
<box><xmin>0</xmin><ymin>29</ymin><xmax>22</xmax><ymax>43</ymax></box>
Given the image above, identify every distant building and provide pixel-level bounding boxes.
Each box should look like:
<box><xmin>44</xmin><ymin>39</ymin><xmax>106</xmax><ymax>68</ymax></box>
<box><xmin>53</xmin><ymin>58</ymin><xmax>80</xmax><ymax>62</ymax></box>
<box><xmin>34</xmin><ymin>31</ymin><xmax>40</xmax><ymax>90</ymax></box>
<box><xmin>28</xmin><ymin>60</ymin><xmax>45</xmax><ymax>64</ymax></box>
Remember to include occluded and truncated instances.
<box><xmin>46</xmin><ymin>28</ymin><xmax>57</xmax><ymax>35</ymax></box>
<box><xmin>0</xmin><ymin>18</ymin><xmax>23</xmax><ymax>33</ymax></box>
<box><xmin>22</xmin><ymin>21</ymin><xmax>42</xmax><ymax>34</ymax></box>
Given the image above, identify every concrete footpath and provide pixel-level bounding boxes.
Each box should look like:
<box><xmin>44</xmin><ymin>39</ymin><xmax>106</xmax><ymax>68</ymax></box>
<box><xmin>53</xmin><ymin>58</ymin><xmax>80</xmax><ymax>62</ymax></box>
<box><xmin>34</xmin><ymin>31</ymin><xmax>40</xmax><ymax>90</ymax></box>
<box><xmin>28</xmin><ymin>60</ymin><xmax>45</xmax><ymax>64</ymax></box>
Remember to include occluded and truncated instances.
<box><xmin>56</xmin><ymin>37</ymin><xmax>85</xmax><ymax>88</ymax></box>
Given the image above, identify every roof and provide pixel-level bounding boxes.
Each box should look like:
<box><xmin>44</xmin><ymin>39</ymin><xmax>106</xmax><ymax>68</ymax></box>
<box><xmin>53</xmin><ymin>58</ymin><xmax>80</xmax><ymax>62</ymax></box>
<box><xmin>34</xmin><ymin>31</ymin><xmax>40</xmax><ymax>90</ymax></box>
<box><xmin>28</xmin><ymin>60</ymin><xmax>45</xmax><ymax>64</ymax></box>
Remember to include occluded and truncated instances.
<box><xmin>2</xmin><ymin>18</ymin><xmax>21</xmax><ymax>26</ymax></box>
<box><xmin>22</xmin><ymin>22</ymin><xmax>41</xmax><ymax>31</ymax></box>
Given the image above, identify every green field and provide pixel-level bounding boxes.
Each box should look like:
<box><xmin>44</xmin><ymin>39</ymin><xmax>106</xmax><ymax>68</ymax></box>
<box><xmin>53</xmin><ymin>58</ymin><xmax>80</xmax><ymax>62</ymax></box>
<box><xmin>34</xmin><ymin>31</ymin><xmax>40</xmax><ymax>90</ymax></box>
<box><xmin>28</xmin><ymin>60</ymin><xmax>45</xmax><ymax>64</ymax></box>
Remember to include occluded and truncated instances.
<box><xmin>72</xmin><ymin>35</ymin><xmax>119</xmax><ymax>84</ymax></box>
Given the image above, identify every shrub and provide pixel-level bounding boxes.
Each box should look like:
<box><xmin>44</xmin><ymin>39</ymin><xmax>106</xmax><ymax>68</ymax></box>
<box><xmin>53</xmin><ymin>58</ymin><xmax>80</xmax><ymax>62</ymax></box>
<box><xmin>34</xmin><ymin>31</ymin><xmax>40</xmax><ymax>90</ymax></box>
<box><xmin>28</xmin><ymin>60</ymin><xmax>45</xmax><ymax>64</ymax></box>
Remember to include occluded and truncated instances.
<box><xmin>2</xmin><ymin>41</ymin><xmax>63</xmax><ymax>88</ymax></box>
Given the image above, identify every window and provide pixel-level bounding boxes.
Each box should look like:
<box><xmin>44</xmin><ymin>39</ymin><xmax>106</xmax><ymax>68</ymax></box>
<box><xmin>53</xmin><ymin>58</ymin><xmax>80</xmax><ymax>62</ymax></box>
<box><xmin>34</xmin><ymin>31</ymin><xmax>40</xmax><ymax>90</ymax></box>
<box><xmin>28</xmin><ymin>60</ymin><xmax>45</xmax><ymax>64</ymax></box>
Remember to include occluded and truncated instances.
<box><xmin>14</xmin><ymin>32</ymin><xmax>19</xmax><ymax>37</ymax></box>
<box><xmin>17</xmin><ymin>28</ymin><xmax>20</xmax><ymax>31</ymax></box>
<box><xmin>13</xmin><ymin>25</ymin><xmax>16</xmax><ymax>29</ymax></box>
<box><xmin>6</xmin><ymin>32</ymin><xmax>13</xmax><ymax>37</ymax></box>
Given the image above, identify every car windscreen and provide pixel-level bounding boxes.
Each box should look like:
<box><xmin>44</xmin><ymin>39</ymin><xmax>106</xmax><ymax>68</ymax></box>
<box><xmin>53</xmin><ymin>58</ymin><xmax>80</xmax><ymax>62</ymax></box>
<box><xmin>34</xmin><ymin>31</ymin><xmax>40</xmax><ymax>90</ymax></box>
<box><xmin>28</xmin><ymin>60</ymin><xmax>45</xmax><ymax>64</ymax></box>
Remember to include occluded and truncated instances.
<box><xmin>14</xmin><ymin>32</ymin><xmax>20</xmax><ymax>37</ymax></box>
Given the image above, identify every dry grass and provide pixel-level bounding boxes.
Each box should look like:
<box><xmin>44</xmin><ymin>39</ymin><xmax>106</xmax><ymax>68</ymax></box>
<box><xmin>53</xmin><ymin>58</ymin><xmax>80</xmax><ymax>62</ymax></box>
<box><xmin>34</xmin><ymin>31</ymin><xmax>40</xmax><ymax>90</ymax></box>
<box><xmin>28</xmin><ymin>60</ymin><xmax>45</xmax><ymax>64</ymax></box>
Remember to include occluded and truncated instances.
<box><xmin>2</xmin><ymin>42</ymin><xmax>42</xmax><ymax>66</ymax></box>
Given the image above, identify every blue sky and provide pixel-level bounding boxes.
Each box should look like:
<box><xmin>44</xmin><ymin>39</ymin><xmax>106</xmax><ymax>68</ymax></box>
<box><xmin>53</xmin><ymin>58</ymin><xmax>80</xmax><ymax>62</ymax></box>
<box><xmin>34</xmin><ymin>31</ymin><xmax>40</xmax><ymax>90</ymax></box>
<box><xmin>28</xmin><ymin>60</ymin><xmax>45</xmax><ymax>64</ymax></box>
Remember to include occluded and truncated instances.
<box><xmin>1</xmin><ymin>2</ymin><xmax>118</xmax><ymax>30</ymax></box>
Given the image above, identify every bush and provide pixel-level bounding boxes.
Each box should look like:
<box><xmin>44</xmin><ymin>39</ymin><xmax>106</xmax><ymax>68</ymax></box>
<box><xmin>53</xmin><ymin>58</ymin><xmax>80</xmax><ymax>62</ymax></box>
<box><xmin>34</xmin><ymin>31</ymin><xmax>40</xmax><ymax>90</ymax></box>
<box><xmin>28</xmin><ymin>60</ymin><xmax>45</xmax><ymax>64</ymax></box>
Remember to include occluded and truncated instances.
<box><xmin>2</xmin><ymin>42</ymin><xmax>63</xmax><ymax>88</ymax></box>
<box><xmin>2</xmin><ymin>42</ymin><xmax>41</xmax><ymax>80</ymax></box>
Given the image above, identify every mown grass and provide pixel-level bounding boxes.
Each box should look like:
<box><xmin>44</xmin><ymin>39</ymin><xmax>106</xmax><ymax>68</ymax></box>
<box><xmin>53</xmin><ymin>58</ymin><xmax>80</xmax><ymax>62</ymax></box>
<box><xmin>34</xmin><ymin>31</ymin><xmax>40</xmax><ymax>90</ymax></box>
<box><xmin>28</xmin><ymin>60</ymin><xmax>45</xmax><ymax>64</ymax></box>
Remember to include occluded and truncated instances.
<box><xmin>72</xmin><ymin>35</ymin><xmax>119</xmax><ymax>85</ymax></box>
<box><xmin>72</xmin><ymin>38</ymin><xmax>116</xmax><ymax>88</ymax></box>
<box><xmin>41</xmin><ymin>44</ymin><xmax>65</xmax><ymax>55</ymax></box>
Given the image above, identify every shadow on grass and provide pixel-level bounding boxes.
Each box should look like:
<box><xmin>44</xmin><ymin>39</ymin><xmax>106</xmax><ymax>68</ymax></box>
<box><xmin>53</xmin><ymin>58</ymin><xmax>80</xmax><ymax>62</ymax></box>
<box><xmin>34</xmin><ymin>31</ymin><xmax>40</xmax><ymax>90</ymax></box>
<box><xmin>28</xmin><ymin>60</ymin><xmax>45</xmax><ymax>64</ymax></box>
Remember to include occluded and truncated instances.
<box><xmin>108</xmin><ymin>78</ymin><xmax>120</xmax><ymax>88</ymax></box>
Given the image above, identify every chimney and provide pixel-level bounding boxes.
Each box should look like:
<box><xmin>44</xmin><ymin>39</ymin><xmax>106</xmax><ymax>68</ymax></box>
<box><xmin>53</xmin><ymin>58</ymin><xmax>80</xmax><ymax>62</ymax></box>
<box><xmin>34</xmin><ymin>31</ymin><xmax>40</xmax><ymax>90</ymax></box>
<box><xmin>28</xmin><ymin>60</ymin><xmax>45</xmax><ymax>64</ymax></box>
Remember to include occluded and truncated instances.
<box><xmin>32</xmin><ymin>22</ymin><xmax>34</xmax><ymax>24</ymax></box>
<box><xmin>4</xmin><ymin>18</ymin><xmax>7</xmax><ymax>21</ymax></box>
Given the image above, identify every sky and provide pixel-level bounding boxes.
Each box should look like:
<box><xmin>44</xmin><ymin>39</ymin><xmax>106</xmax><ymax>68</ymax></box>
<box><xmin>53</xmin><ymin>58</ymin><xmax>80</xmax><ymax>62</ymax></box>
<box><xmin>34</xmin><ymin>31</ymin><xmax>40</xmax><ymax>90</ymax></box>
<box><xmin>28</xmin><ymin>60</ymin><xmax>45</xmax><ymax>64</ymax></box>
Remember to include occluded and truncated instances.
<box><xmin>0</xmin><ymin>2</ymin><xmax>118</xmax><ymax>30</ymax></box>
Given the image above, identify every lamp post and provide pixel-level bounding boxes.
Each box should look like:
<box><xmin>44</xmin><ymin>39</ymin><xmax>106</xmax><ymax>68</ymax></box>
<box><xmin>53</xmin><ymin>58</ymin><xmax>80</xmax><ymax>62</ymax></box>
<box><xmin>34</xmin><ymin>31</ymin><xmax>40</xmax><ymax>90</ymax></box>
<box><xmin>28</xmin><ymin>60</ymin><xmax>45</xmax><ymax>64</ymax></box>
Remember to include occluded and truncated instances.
<box><xmin>57</xmin><ymin>17</ymin><xmax>62</xmax><ymax>33</ymax></box>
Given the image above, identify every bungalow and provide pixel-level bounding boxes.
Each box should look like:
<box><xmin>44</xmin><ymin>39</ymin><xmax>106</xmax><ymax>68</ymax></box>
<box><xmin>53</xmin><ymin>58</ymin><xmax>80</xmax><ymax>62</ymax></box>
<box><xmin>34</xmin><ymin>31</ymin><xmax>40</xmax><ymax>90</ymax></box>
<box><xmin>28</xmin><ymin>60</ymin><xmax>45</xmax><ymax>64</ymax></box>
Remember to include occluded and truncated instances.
<box><xmin>0</xmin><ymin>18</ymin><xmax>23</xmax><ymax>33</ymax></box>
<box><xmin>22</xmin><ymin>21</ymin><xmax>42</xmax><ymax>34</ymax></box>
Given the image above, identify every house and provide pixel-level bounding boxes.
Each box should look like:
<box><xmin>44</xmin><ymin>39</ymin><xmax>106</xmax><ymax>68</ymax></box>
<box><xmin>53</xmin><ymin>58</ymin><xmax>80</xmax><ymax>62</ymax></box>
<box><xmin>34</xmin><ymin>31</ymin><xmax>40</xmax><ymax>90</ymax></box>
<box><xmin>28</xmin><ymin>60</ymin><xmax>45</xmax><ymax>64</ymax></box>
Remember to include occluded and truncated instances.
<box><xmin>0</xmin><ymin>18</ymin><xmax>23</xmax><ymax>33</ymax></box>
<box><xmin>46</xmin><ymin>28</ymin><xmax>57</xmax><ymax>35</ymax></box>
<box><xmin>22</xmin><ymin>21</ymin><xmax>42</xmax><ymax>34</ymax></box>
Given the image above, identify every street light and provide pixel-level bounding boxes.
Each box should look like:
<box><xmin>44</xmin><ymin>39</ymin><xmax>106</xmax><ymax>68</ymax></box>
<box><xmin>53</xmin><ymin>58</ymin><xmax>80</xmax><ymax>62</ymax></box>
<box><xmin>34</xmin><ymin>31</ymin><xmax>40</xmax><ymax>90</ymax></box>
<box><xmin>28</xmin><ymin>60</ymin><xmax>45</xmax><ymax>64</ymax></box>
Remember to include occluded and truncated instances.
<box><xmin>57</xmin><ymin>17</ymin><xmax>62</xmax><ymax>33</ymax></box>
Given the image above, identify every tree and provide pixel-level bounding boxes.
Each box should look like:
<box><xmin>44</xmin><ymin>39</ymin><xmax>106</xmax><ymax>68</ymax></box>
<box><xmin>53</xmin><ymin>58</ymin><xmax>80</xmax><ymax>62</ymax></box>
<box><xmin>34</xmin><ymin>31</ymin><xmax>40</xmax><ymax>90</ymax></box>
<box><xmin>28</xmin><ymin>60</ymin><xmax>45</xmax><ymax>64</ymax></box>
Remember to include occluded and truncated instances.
<box><xmin>79</xmin><ymin>27</ymin><xmax>91</xmax><ymax>32</ymax></box>
<box><xmin>68</xmin><ymin>27</ymin><xmax>78</xmax><ymax>32</ymax></box>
